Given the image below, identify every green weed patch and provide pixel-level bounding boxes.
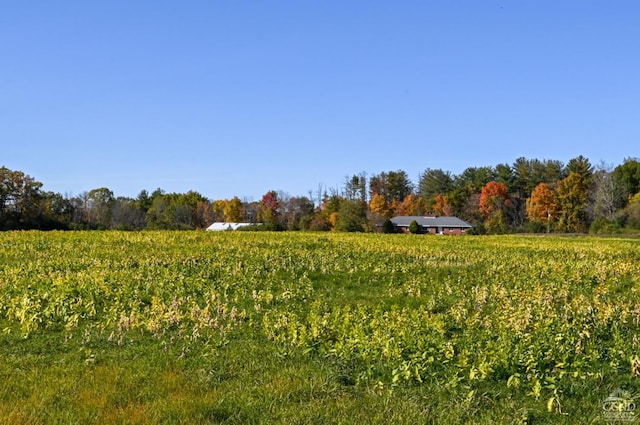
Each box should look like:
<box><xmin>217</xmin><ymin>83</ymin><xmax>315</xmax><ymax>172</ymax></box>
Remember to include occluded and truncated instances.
<box><xmin>1</xmin><ymin>231</ymin><xmax>639</xmax><ymax>423</ymax></box>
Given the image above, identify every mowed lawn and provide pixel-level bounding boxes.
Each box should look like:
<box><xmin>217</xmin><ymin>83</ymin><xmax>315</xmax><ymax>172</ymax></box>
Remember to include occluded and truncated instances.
<box><xmin>1</xmin><ymin>231</ymin><xmax>639</xmax><ymax>424</ymax></box>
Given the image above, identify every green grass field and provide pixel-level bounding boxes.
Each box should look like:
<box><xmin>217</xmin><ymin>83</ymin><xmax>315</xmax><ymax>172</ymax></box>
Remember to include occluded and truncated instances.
<box><xmin>1</xmin><ymin>231</ymin><xmax>639</xmax><ymax>424</ymax></box>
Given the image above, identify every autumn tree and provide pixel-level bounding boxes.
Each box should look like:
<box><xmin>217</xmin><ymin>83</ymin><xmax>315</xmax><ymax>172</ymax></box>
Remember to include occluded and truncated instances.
<box><xmin>258</xmin><ymin>191</ymin><xmax>281</xmax><ymax>228</ymax></box>
<box><xmin>410</xmin><ymin>194</ymin><xmax>428</xmax><ymax>216</ymax></box>
<box><xmin>386</xmin><ymin>199</ymin><xmax>399</xmax><ymax>217</ymax></box>
<box><xmin>313</xmin><ymin>194</ymin><xmax>344</xmax><ymax>231</ymax></box>
<box><xmin>479</xmin><ymin>181</ymin><xmax>510</xmax><ymax>233</ymax></box>
<box><xmin>479</xmin><ymin>182</ymin><xmax>509</xmax><ymax>218</ymax></box>
<box><xmin>195</xmin><ymin>200</ymin><xmax>215</xmax><ymax>228</ymax></box>
<box><xmin>223</xmin><ymin>197</ymin><xmax>243</xmax><ymax>222</ymax></box>
<box><xmin>369</xmin><ymin>193</ymin><xmax>390</xmax><ymax>218</ymax></box>
<box><xmin>211</xmin><ymin>200</ymin><xmax>227</xmax><ymax>222</ymax></box>
<box><xmin>432</xmin><ymin>194</ymin><xmax>453</xmax><ymax>216</ymax></box>
<box><xmin>395</xmin><ymin>194</ymin><xmax>428</xmax><ymax>216</ymax></box>
<box><xmin>555</xmin><ymin>172</ymin><xmax>589</xmax><ymax>232</ymax></box>
<box><xmin>449</xmin><ymin>167</ymin><xmax>496</xmax><ymax>229</ymax></box>
<box><xmin>510</xmin><ymin>158</ymin><xmax>564</xmax><ymax>228</ymax></box>
<box><xmin>526</xmin><ymin>183</ymin><xmax>558</xmax><ymax>232</ymax></box>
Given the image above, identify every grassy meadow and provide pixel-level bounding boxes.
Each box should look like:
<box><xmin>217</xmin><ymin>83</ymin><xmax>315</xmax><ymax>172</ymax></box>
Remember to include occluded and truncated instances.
<box><xmin>1</xmin><ymin>231</ymin><xmax>639</xmax><ymax>424</ymax></box>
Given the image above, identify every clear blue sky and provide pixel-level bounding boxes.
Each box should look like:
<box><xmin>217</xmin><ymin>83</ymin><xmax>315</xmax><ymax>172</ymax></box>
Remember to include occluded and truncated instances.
<box><xmin>2</xmin><ymin>1</ymin><xmax>638</xmax><ymax>201</ymax></box>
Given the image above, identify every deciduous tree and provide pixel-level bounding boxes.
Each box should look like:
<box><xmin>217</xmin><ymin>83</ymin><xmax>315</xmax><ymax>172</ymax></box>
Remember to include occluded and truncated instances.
<box><xmin>0</xmin><ymin>166</ymin><xmax>45</xmax><ymax>229</ymax></box>
<box><xmin>87</xmin><ymin>187</ymin><xmax>115</xmax><ymax>229</ymax></box>
<box><xmin>282</xmin><ymin>196</ymin><xmax>315</xmax><ymax>230</ymax></box>
<box><xmin>111</xmin><ymin>197</ymin><xmax>146</xmax><ymax>230</ymax></box>
<box><xmin>479</xmin><ymin>181</ymin><xmax>510</xmax><ymax>234</ymax></box>
<box><xmin>195</xmin><ymin>200</ymin><xmax>215</xmax><ymax>229</ymax></box>
<box><xmin>369</xmin><ymin>193</ymin><xmax>390</xmax><ymax>218</ymax></box>
<box><xmin>145</xmin><ymin>191</ymin><xmax>209</xmax><ymax>230</ymax></box>
<box><xmin>555</xmin><ymin>172</ymin><xmax>589</xmax><ymax>232</ymax></box>
<box><xmin>432</xmin><ymin>194</ymin><xmax>452</xmax><ymax>216</ymax></box>
<box><xmin>526</xmin><ymin>183</ymin><xmax>558</xmax><ymax>232</ymax></box>
<box><xmin>223</xmin><ymin>197</ymin><xmax>243</xmax><ymax>223</ymax></box>
<box><xmin>344</xmin><ymin>173</ymin><xmax>367</xmax><ymax>203</ymax></box>
<box><xmin>621</xmin><ymin>193</ymin><xmax>640</xmax><ymax>229</ymax></box>
<box><xmin>258</xmin><ymin>191</ymin><xmax>280</xmax><ymax>228</ymax></box>
<box><xmin>613</xmin><ymin>158</ymin><xmax>640</xmax><ymax>203</ymax></box>
<box><xmin>590</xmin><ymin>163</ymin><xmax>625</xmax><ymax>221</ymax></box>
<box><xmin>479</xmin><ymin>181</ymin><xmax>510</xmax><ymax>219</ymax></box>
<box><xmin>396</xmin><ymin>194</ymin><xmax>428</xmax><ymax>216</ymax></box>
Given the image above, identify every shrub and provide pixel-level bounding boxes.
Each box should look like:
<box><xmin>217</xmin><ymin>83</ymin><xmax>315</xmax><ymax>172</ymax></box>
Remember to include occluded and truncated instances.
<box><xmin>408</xmin><ymin>220</ymin><xmax>419</xmax><ymax>234</ymax></box>
<box><xmin>381</xmin><ymin>219</ymin><xmax>395</xmax><ymax>234</ymax></box>
<box><xmin>589</xmin><ymin>218</ymin><xmax>621</xmax><ymax>234</ymax></box>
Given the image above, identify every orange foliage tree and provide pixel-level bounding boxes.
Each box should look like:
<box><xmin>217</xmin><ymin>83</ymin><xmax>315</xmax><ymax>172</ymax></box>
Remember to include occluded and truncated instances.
<box><xmin>396</xmin><ymin>194</ymin><xmax>429</xmax><ymax>216</ymax></box>
<box><xmin>432</xmin><ymin>194</ymin><xmax>453</xmax><ymax>216</ymax></box>
<box><xmin>388</xmin><ymin>199</ymin><xmax>401</xmax><ymax>218</ymax></box>
<box><xmin>369</xmin><ymin>193</ymin><xmax>391</xmax><ymax>218</ymax></box>
<box><xmin>479</xmin><ymin>181</ymin><xmax>510</xmax><ymax>219</ymax></box>
<box><xmin>526</xmin><ymin>183</ymin><xmax>558</xmax><ymax>231</ymax></box>
<box><xmin>479</xmin><ymin>181</ymin><xmax>510</xmax><ymax>233</ymax></box>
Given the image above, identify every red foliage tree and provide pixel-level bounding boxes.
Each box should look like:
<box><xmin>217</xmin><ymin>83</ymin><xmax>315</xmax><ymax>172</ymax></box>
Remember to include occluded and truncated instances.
<box><xmin>258</xmin><ymin>191</ymin><xmax>280</xmax><ymax>226</ymax></box>
<box><xmin>479</xmin><ymin>181</ymin><xmax>510</xmax><ymax>219</ymax></box>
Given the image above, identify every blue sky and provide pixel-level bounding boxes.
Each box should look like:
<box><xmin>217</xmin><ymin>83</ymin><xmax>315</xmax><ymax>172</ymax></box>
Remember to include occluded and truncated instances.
<box><xmin>2</xmin><ymin>1</ymin><xmax>638</xmax><ymax>201</ymax></box>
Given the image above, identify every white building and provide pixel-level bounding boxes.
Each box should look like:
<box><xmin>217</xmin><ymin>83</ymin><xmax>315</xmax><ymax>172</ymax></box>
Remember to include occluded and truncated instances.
<box><xmin>206</xmin><ymin>222</ymin><xmax>255</xmax><ymax>231</ymax></box>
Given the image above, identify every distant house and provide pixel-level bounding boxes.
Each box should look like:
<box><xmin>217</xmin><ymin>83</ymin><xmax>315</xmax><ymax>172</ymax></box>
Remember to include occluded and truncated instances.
<box><xmin>206</xmin><ymin>222</ymin><xmax>255</xmax><ymax>231</ymax></box>
<box><xmin>390</xmin><ymin>216</ymin><xmax>473</xmax><ymax>235</ymax></box>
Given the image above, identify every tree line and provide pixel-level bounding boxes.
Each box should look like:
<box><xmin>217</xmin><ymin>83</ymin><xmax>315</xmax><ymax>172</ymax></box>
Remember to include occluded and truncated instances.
<box><xmin>1</xmin><ymin>155</ymin><xmax>640</xmax><ymax>233</ymax></box>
